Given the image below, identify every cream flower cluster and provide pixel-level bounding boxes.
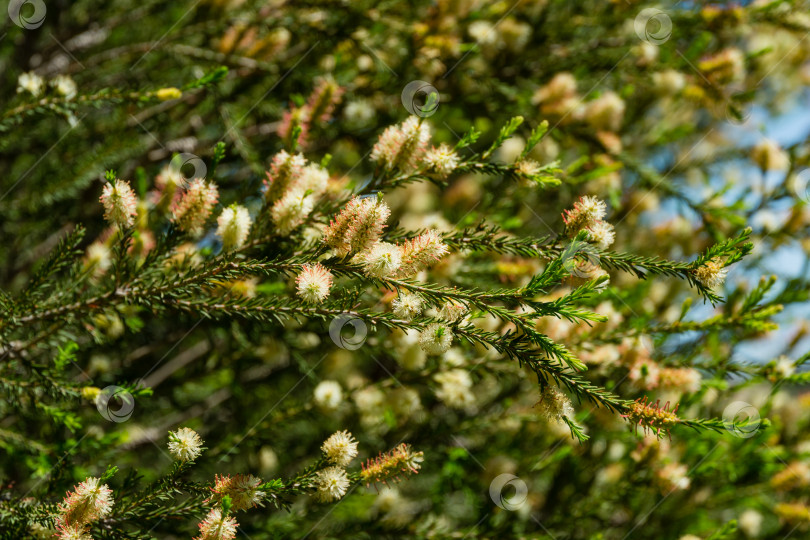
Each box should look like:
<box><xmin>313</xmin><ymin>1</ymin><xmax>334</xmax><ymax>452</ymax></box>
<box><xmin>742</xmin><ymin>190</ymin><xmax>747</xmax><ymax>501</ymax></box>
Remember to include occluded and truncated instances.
<box><xmin>17</xmin><ymin>72</ymin><xmax>78</xmax><ymax>98</ymax></box>
<box><xmin>269</xmin><ymin>156</ymin><xmax>330</xmax><ymax>235</ymax></box>
<box><xmin>424</xmin><ymin>143</ymin><xmax>461</xmax><ymax>179</ymax></box>
<box><xmin>693</xmin><ymin>257</ymin><xmax>728</xmax><ymax>289</ymax></box>
<box><xmin>100</xmin><ymin>179</ymin><xmax>138</xmax><ymax>229</ymax></box>
<box><xmin>392</xmin><ymin>292</ymin><xmax>423</xmax><ymax>320</ymax></box>
<box><xmin>434</xmin><ymin>369</ymin><xmax>475</xmax><ymax>410</ymax></box>
<box><xmin>216</xmin><ymin>205</ymin><xmax>252</xmax><ymax>251</ymax></box>
<box><xmin>321</xmin><ymin>430</ymin><xmax>359</xmax><ymax>467</ymax></box>
<box><xmin>313</xmin><ymin>466</ymin><xmax>351</xmax><ymax>502</ymax></box>
<box><xmin>563</xmin><ymin>195</ymin><xmax>615</xmax><ymax>250</ymax></box>
<box><xmin>211</xmin><ymin>474</ymin><xmax>266</xmax><ymax>512</ymax></box>
<box><xmin>536</xmin><ymin>386</ymin><xmax>575</xmax><ymax>424</ymax></box>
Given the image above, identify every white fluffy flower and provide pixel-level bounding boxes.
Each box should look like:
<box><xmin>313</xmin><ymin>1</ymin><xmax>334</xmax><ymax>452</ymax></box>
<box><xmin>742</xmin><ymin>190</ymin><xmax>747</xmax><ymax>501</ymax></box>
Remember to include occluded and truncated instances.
<box><xmin>167</xmin><ymin>427</ymin><xmax>204</xmax><ymax>462</ymax></box>
<box><xmin>355</xmin><ymin>242</ymin><xmax>401</xmax><ymax>278</ymax></box>
<box><xmin>392</xmin><ymin>292</ymin><xmax>423</xmax><ymax>320</ymax></box>
<box><xmin>751</xmin><ymin>139</ymin><xmax>789</xmax><ymax>171</ymax></box>
<box><xmin>536</xmin><ymin>386</ymin><xmax>574</xmax><ymax>423</ymax></box>
<box><xmin>587</xmin><ymin>220</ymin><xmax>615</xmax><ymax>249</ymax></box>
<box><xmin>774</xmin><ymin>355</ymin><xmax>795</xmax><ymax>378</ymax></box>
<box><xmin>321</xmin><ymin>430</ymin><xmax>359</xmax><ymax>466</ymax></box>
<box><xmin>354</xmin><ymin>386</ymin><xmax>385</xmax><ymax>415</ymax></box>
<box><xmin>313</xmin><ymin>380</ymin><xmax>343</xmax><ymax>411</ymax></box>
<box><xmin>419</xmin><ymin>323</ymin><xmax>454</xmax><ymax>355</ymax></box>
<box><xmin>84</xmin><ymin>242</ymin><xmax>112</xmax><ymax>277</ymax></box>
<box><xmin>434</xmin><ymin>369</ymin><xmax>475</xmax><ymax>410</ymax></box>
<box><xmin>216</xmin><ymin>205</ymin><xmax>252</xmax><ymax>251</ymax></box>
<box><xmin>296</xmin><ymin>263</ymin><xmax>333</xmax><ymax>304</ymax></box>
<box><xmin>694</xmin><ymin>258</ymin><xmax>728</xmax><ymax>289</ymax></box>
<box><xmin>51</xmin><ymin>74</ymin><xmax>78</xmax><ymax>99</ymax></box>
<box><xmin>424</xmin><ymin>143</ymin><xmax>460</xmax><ymax>178</ymax></box>
<box><xmin>17</xmin><ymin>72</ymin><xmax>44</xmax><ymax>96</ymax></box>
<box><xmin>313</xmin><ymin>466</ymin><xmax>350</xmax><ymax>502</ymax></box>
<box><xmin>292</xmin><ymin>163</ymin><xmax>330</xmax><ymax>195</ymax></box>
<box><xmin>271</xmin><ymin>188</ymin><xmax>316</xmax><ymax>235</ymax></box>
<box><xmin>739</xmin><ymin>509</ymin><xmax>763</xmax><ymax>538</ymax></box>
<box><xmin>584</xmin><ymin>91</ymin><xmax>625</xmax><ymax>132</ymax></box>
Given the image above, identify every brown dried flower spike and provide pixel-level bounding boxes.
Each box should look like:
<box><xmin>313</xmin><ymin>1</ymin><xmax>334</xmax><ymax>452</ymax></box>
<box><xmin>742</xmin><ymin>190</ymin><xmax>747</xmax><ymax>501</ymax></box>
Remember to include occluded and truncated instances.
<box><xmin>622</xmin><ymin>397</ymin><xmax>680</xmax><ymax>438</ymax></box>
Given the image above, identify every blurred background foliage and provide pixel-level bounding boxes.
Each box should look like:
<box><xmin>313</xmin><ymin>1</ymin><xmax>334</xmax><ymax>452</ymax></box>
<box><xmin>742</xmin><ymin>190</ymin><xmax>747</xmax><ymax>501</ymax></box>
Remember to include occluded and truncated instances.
<box><xmin>3</xmin><ymin>0</ymin><xmax>810</xmax><ymax>538</ymax></box>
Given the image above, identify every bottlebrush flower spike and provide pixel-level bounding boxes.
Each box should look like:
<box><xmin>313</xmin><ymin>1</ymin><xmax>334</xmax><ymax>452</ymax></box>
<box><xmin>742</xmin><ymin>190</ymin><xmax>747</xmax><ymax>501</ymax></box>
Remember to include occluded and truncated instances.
<box><xmin>397</xmin><ymin>230</ymin><xmax>449</xmax><ymax>277</ymax></box>
<box><xmin>210</xmin><ymin>474</ymin><xmax>265</xmax><ymax>512</ymax></box>
<box><xmin>371</xmin><ymin>116</ymin><xmax>431</xmax><ymax>171</ymax></box>
<box><xmin>278</xmin><ymin>106</ymin><xmax>310</xmax><ymax>148</ymax></box>
<box><xmin>56</xmin><ymin>477</ymin><xmax>114</xmax><ymax>530</ymax></box>
<box><xmin>265</xmin><ymin>150</ymin><xmax>306</xmax><ymax>204</ymax></box>
<box><xmin>296</xmin><ymin>263</ymin><xmax>333</xmax><ymax>304</ymax></box>
<box><xmin>100</xmin><ymin>179</ymin><xmax>138</xmax><ymax>229</ymax></box>
<box><xmin>312</xmin><ymin>466</ymin><xmax>350</xmax><ymax>502</ymax></box>
<box><xmin>307</xmin><ymin>77</ymin><xmax>344</xmax><ymax>125</ymax></box>
<box><xmin>195</xmin><ymin>508</ymin><xmax>238</xmax><ymax>540</ymax></box>
<box><xmin>321</xmin><ymin>430</ymin><xmax>359</xmax><ymax>467</ymax></box>
<box><xmin>167</xmin><ymin>427</ymin><xmax>204</xmax><ymax>462</ymax></box>
<box><xmin>172</xmin><ymin>179</ymin><xmax>219</xmax><ymax>234</ymax></box>
<box><xmin>622</xmin><ymin>397</ymin><xmax>680</xmax><ymax>438</ymax></box>
<box><xmin>360</xmin><ymin>443</ymin><xmax>424</xmax><ymax>487</ymax></box>
<box><xmin>216</xmin><ymin>205</ymin><xmax>252</xmax><ymax>251</ymax></box>
<box><xmin>323</xmin><ymin>196</ymin><xmax>391</xmax><ymax>257</ymax></box>
<box><xmin>278</xmin><ymin>78</ymin><xmax>343</xmax><ymax>150</ymax></box>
